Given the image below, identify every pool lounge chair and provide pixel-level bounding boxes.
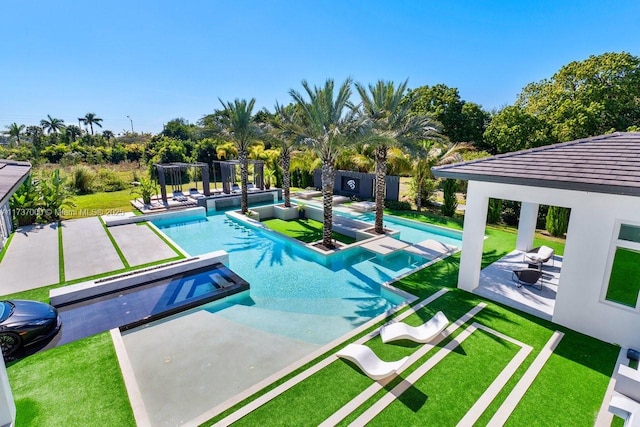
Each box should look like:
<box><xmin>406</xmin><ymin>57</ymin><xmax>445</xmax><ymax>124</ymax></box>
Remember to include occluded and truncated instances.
<box><xmin>524</xmin><ymin>245</ymin><xmax>555</xmax><ymax>267</ymax></box>
<box><xmin>189</xmin><ymin>188</ymin><xmax>205</xmax><ymax>199</ymax></box>
<box><xmin>231</xmin><ymin>184</ymin><xmax>241</xmax><ymax>193</ymax></box>
<box><xmin>380</xmin><ymin>311</ymin><xmax>449</xmax><ymax>344</ymax></box>
<box><xmin>512</xmin><ymin>268</ymin><xmax>544</xmax><ymax>290</ymax></box>
<box><xmin>609</xmin><ymin>394</ymin><xmax>640</xmax><ymax>427</ymax></box>
<box><xmin>351</xmin><ymin>201</ymin><xmax>376</xmax><ymax>212</ymax></box>
<box><xmin>335</xmin><ymin>344</ymin><xmax>409</xmax><ymax>381</ymax></box>
<box><xmin>172</xmin><ymin>190</ymin><xmax>188</xmax><ymax>202</ymax></box>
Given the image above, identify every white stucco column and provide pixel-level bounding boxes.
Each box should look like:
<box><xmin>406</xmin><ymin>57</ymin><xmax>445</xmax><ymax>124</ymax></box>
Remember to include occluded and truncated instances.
<box><xmin>516</xmin><ymin>202</ymin><xmax>539</xmax><ymax>252</ymax></box>
<box><xmin>0</xmin><ymin>355</ymin><xmax>15</xmax><ymax>427</ymax></box>
<box><xmin>457</xmin><ymin>181</ymin><xmax>489</xmax><ymax>292</ymax></box>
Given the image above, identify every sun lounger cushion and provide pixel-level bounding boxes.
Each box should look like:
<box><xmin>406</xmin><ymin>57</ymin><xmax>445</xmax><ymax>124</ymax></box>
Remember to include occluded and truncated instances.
<box><xmin>524</xmin><ymin>246</ymin><xmax>554</xmax><ymax>264</ymax></box>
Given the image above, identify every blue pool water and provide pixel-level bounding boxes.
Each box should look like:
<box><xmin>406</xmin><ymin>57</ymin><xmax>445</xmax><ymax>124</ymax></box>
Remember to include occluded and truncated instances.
<box><xmin>153</xmin><ymin>207</ymin><xmax>461</xmax><ymax>344</ymax></box>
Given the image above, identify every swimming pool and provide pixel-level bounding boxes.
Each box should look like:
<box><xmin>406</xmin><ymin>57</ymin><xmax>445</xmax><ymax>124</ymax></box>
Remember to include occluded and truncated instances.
<box><xmin>153</xmin><ymin>206</ymin><xmax>461</xmax><ymax>344</ymax></box>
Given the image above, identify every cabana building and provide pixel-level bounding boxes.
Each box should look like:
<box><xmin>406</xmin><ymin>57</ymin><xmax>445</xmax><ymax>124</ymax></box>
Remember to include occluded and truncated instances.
<box><xmin>433</xmin><ymin>132</ymin><xmax>640</xmax><ymax>349</ymax></box>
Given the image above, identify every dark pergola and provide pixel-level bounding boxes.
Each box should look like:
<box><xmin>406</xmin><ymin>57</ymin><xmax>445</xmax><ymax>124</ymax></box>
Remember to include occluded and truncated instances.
<box><xmin>155</xmin><ymin>162</ymin><xmax>210</xmax><ymax>204</ymax></box>
<box><xmin>212</xmin><ymin>160</ymin><xmax>265</xmax><ymax>194</ymax></box>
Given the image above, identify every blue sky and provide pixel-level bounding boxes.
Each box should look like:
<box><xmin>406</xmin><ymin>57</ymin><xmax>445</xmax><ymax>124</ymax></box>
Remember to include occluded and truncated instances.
<box><xmin>2</xmin><ymin>0</ymin><xmax>639</xmax><ymax>135</ymax></box>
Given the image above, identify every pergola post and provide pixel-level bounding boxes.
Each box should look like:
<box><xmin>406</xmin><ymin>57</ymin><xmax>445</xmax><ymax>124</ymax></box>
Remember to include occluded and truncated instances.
<box><xmin>516</xmin><ymin>202</ymin><xmax>539</xmax><ymax>252</ymax></box>
<box><xmin>201</xmin><ymin>164</ymin><xmax>211</xmax><ymax>196</ymax></box>
<box><xmin>157</xmin><ymin>165</ymin><xmax>167</xmax><ymax>204</ymax></box>
<box><xmin>457</xmin><ymin>181</ymin><xmax>489</xmax><ymax>292</ymax></box>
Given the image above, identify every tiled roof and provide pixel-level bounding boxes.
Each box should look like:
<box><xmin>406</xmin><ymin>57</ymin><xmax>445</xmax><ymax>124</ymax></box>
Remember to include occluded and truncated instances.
<box><xmin>432</xmin><ymin>132</ymin><xmax>640</xmax><ymax>197</ymax></box>
<box><xmin>0</xmin><ymin>160</ymin><xmax>31</xmax><ymax>206</ymax></box>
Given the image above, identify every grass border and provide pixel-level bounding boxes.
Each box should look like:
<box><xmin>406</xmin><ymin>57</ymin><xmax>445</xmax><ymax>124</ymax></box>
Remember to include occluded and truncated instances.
<box><xmin>58</xmin><ymin>222</ymin><xmax>65</xmax><ymax>283</ymax></box>
<box><xmin>99</xmin><ymin>217</ymin><xmax>130</xmax><ymax>268</ymax></box>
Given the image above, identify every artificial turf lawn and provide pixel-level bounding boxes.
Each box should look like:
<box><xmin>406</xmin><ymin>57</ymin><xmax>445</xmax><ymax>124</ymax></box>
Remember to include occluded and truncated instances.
<box><xmin>605</xmin><ymin>247</ymin><xmax>640</xmax><ymax>307</ymax></box>
<box><xmin>262</xmin><ymin>218</ymin><xmax>356</xmax><ymax>244</ymax></box>
<box><xmin>7</xmin><ymin>332</ymin><xmax>135</xmax><ymax>427</ymax></box>
<box><xmin>208</xmin><ymin>214</ymin><xmax>618</xmax><ymax>426</ymax></box>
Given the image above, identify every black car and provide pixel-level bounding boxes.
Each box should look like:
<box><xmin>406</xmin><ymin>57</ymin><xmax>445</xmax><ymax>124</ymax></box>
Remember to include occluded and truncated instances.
<box><xmin>0</xmin><ymin>300</ymin><xmax>62</xmax><ymax>357</ymax></box>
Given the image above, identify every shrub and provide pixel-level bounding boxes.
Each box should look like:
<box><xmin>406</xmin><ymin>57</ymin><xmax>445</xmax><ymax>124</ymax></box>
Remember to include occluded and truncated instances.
<box><xmin>95</xmin><ymin>168</ymin><xmax>127</xmax><ymax>192</ymax></box>
<box><xmin>70</xmin><ymin>166</ymin><xmax>95</xmax><ymax>195</ymax></box>
<box><xmin>546</xmin><ymin>206</ymin><xmax>570</xmax><ymax>237</ymax></box>
<box><xmin>131</xmin><ymin>178</ymin><xmax>157</xmax><ymax>205</ymax></box>
<box><xmin>441</xmin><ymin>179</ymin><xmax>458</xmax><ymax>217</ymax></box>
<box><xmin>384</xmin><ymin>199</ymin><xmax>411</xmax><ymax>210</ymax></box>
<box><xmin>501</xmin><ymin>200</ymin><xmax>521</xmax><ymax>226</ymax></box>
<box><xmin>487</xmin><ymin>198</ymin><xmax>502</xmax><ymax>224</ymax></box>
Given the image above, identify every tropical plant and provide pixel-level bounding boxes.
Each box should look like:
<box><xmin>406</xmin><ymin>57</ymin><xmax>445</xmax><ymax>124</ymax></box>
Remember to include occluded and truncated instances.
<box><xmin>215</xmin><ymin>98</ymin><xmax>262</xmax><ymax>214</ymax></box>
<box><xmin>70</xmin><ymin>166</ymin><xmax>95</xmax><ymax>194</ymax></box>
<box><xmin>65</xmin><ymin>125</ymin><xmax>82</xmax><ymax>142</ymax></box>
<box><xmin>25</xmin><ymin>126</ymin><xmax>44</xmax><ymax>149</ymax></box>
<box><xmin>289</xmin><ymin>78</ymin><xmax>355</xmax><ymax>248</ymax></box>
<box><xmin>81</xmin><ymin>113</ymin><xmax>103</xmax><ymax>135</ymax></box>
<box><xmin>263</xmin><ymin>168</ymin><xmax>275</xmax><ymax>189</ymax></box>
<box><xmin>411</xmin><ymin>140</ymin><xmax>474</xmax><ymax>211</ymax></box>
<box><xmin>102</xmin><ymin>130</ymin><xmax>114</xmax><ymax>141</ymax></box>
<box><xmin>39</xmin><ymin>169</ymin><xmax>75</xmax><ymax>222</ymax></box>
<box><xmin>40</xmin><ymin>115</ymin><xmax>65</xmax><ymax>134</ymax></box>
<box><xmin>131</xmin><ymin>177</ymin><xmax>157</xmax><ymax>205</ymax></box>
<box><xmin>9</xmin><ymin>178</ymin><xmax>40</xmax><ymax>226</ymax></box>
<box><xmin>5</xmin><ymin>123</ymin><xmax>25</xmax><ymax>145</ymax></box>
<box><xmin>356</xmin><ymin>79</ymin><xmax>444</xmax><ymax>233</ymax></box>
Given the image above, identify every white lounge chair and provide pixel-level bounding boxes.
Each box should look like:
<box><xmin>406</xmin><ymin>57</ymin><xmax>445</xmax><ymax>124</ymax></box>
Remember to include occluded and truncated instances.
<box><xmin>609</xmin><ymin>394</ymin><xmax>640</xmax><ymax>427</ymax></box>
<box><xmin>523</xmin><ymin>245</ymin><xmax>555</xmax><ymax>267</ymax></box>
<box><xmin>380</xmin><ymin>311</ymin><xmax>449</xmax><ymax>344</ymax></box>
<box><xmin>335</xmin><ymin>344</ymin><xmax>409</xmax><ymax>381</ymax></box>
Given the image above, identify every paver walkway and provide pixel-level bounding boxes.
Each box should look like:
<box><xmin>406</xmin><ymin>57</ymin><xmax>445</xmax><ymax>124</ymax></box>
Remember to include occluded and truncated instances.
<box><xmin>61</xmin><ymin>217</ymin><xmax>124</xmax><ymax>281</ymax></box>
<box><xmin>108</xmin><ymin>223</ymin><xmax>178</xmax><ymax>266</ymax></box>
<box><xmin>0</xmin><ymin>223</ymin><xmax>59</xmax><ymax>294</ymax></box>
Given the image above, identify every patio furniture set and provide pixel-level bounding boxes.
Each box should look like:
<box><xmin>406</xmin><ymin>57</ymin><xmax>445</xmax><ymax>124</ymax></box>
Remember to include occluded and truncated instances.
<box><xmin>511</xmin><ymin>246</ymin><xmax>555</xmax><ymax>291</ymax></box>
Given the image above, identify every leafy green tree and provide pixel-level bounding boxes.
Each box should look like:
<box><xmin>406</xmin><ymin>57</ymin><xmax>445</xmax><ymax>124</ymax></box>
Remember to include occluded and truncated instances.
<box><xmin>5</xmin><ymin>123</ymin><xmax>25</xmax><ymax>145</ymax></box>
<box><xmin>102</xmin><ymin>130</ymin><xmax>114</xmax><ymax>141</ymax></box>
<box><xmin>407</xmin><ymin>84</ymin><xmax>489</xmax><ymax>146</ymax></box>
<box><xmin>215</xmin><ymin>99</ymin><xmax>262</xmax><ymax>214</ymax></box>
<box><xmin>65</xmin><ymin>125</ymin><xmax>82</xmax><ymax>142</ymax></box>
<box><xmin>162</xmin><ymin>118</ymin><xmax>195</xmax><ymax>141</ymax></box>
<box><xmin>9</xmin><ymin>178</ymin><xmax>40</xmax><ymax>225</ymax></box>
<box><xmin>517</xmin><ymin>52</ymin><xmax>640</xmax><ymax>141</ymax></box>
<box><xmin>289</xmin><ymin>78</ymin><xmax>355</xmax><ymax>248</ymax></box>
<box><xmin>25</xmin><ymin>126</ymin><xmax>44</xmax><ymax>148</ymax></box>
<box><xmin>40</xmin><ymin>115</ymin><xmax>65</xmax><ymax>134</ymax></box>
<box><xmin>356</xmin><ymin>79</ymin><xmax>444</xmax><ymax>233</ymax></box>
<box><xmin>487</xmin><ymin>198</ymin><xmax>503</xmax><ymax>224</ymax></box>
<box><xmin>81</xmin><ymin>113</ymin><xmax>103</xmax><ymax>135</ymax></box>
<box><xmin>483</xmin><ymin>105</ymin><xmax>553</xmax><ymax>153</ymax></box>
<box><xmin>125</xmin><ymin>143</ymin><xmax>143</xmax><ymax>165</ymax></box>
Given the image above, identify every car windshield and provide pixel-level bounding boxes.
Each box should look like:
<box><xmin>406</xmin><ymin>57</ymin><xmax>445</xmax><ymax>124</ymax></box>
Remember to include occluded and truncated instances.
<box><xmin>0</xmin><ymin>301</ymin><xmax>13</xmax><ymax>322</ymax></box>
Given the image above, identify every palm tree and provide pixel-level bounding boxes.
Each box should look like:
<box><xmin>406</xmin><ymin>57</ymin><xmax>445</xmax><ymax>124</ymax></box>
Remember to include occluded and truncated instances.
<box><xmin>102</xmin><ymin>130</ymin><xmax>114</xmax><ymax>142</ymax></box>
<box><xmin>412</xmin><ymin>141</ymin><xmax>474</xmax><ymax>211</ymax></box>
<box><xmin>289</xmin><ymin>78</ymin><xmax>355</xmax><ymax>248</ymax></box>
<box><xmin>215</xmin><ymin>98</ymin><xmax>262</xmax><ymax>214</ymax></box>
<box><xmin>40</xmin><ymin>115</ymin><xmax>65</xmax><ymax>134</ymax></box>
<box><xmin>5</xmin><ymin>123</ymin><xmax>25</xmax><ymax>145</ymax></box>
<box><xmin>65</xmin><ymin>125</ymin><xmax>82</xmax><ymax>142</ymax></box>
<box><xmin>81</xmin><ymin>112</ymin><xmax>103</xmax><ymax>135</ymax></box>
<box><xmin>267</xmin><ymin>103</ymin><xmax>303</xmax><ymax>208</ymax></box>
<box><xmin>355</xmin><ymin>80</ymin><xmax>444</xmax><ymax>233</ymax></box>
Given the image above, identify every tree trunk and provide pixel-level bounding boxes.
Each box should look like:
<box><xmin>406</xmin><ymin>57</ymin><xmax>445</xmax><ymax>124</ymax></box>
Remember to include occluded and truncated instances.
<box><xmin>281</xmin><ymin>151</ymin><xmax>291</xmax><ymax>208</ymax></box>
<box><xmin>416</xmin><ymin>182</ymin><xmax>422</xmax><ymax>212</ymax></box>
<box><xmin>374</xmin><ymin>145</ymin><xmax>387</xmax><ymax>234</ymax></box>
<box><xmin>239</xmin><ymin>149</ymin><xmax>249</xmax><ymax>213</ymax></box>
<box><xmin>321</xmin><ymin>161</ymin><xmax>335</xmax><ymax>248</ymax></box>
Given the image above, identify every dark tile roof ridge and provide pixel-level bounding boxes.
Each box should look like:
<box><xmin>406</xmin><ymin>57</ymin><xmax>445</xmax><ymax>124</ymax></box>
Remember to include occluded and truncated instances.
<box><xmin>433</xmin><ymin>132</ymin><xmax>640</xmax><ymax>172</ymax></box>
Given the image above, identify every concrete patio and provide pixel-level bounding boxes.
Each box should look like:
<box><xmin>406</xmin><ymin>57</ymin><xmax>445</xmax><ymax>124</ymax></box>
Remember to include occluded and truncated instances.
<box><xmin>474</xmin><ymin>250</ymin><xmax>562</xmax><ymax>320</ymax></box>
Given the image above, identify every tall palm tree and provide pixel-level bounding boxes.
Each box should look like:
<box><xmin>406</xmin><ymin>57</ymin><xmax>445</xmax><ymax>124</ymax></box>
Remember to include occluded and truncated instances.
<box><xmin>267</xmin><ymin>103</ymin><xmax>303</xmax><ymax>208</ymax></box>
<box><xmin>102</xmin><ymin>130</ymin><xmax>114</xmax><ymax>141</ymax></box>
<box><xmin>215</xmin><ymin>98</ymin><xmax>262</xmax><ymax>214</ymax></box>
<box><xmin>5</xmin><ymin>123</ymin><xmax>25</xmax><ymax>145</ymax></box>
<box><xmin>81</xmin><ymin>113</ymin><xmax>103</xmax><ymax>135</ymax></box>
<box><xmin>355</xmin><ymin>80</ymin><xmax>443</xmax><ymax>233</ymax></box>
<box><xmin>289</xmin><ymin>78</ymin><xmax>355</xmax><ymax>248</ymax></box>
<box><xmin>40</xmin><ymin>115</ymin><xmax>65</xmax><ymax>134</ymax></box>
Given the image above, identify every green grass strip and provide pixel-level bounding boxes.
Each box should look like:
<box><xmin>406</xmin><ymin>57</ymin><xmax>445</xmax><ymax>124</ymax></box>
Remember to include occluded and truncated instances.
<box><xmin>0</xmin><ymin>232</ymin><xmax>15</xmax><ymax>264</ymax></box>
<box><xmin>98</xmin><ymin>217</ymin><xmax>130</xmax><ymax>268</ymax></box>
<box><xmin>262</xmin><ymin>218</ymin><xmax>356</xmax><ymax>244</ymax></box>
<box><xmin>57</xmin><ymin>222</ymin><xmax>65</xmax><ymax>284</ymax></box>
<box><xmin>7</xmin><ymin>332</ymin><xmax>135</xmax><ymax>426</ymax></box>
<box><xmin>143</xmin><ymin>221</ymin><xmax>186</xmax><ymax>257</ymax></box>
<box><xmin>363</xmin><ymin>330</ymin><xmax>520</xmax><ymax>426</ymax></box>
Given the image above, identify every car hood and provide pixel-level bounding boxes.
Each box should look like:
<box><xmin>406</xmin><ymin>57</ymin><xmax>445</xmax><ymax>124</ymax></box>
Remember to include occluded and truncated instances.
<box><xmin>4</xmin><ymin>300</ymin><xmax>58</xmax><ymax>323</ymax></box>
